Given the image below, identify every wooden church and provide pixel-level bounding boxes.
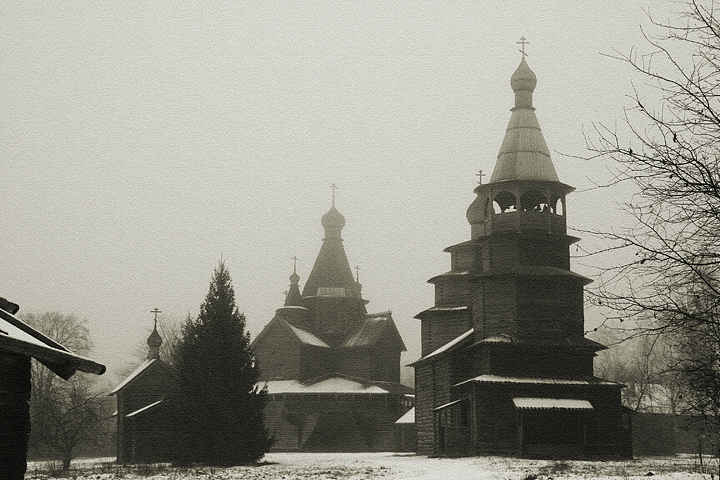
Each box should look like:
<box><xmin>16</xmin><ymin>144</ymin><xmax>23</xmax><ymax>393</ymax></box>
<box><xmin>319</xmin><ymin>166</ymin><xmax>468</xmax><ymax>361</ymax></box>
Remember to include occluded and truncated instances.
<box><xmin>412</xmin><ymin>53</ymin><xmax>632</xmax><ymax>458</ymax></box>
<box><xmin>252</xmin><ymin>201</ymin><xmax>414</xmax><ymax>451</ymax></box>
<box><xmin>110</xmin><ymin>314</ymin><xmax>179</xmax><ymax>464</ymax></box>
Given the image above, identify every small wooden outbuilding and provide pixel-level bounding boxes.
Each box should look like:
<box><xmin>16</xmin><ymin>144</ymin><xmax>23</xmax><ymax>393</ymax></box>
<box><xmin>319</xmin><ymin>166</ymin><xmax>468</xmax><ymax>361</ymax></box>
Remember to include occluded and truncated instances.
<box><xmin>109</xmin><ymin>319</ymin><xmax>178</xmax><ymax>464</ymax></box>
<box><xmin>0</xmin><ymin>298</ymin><xmax>105</xmax><ymax>480</ymax></box>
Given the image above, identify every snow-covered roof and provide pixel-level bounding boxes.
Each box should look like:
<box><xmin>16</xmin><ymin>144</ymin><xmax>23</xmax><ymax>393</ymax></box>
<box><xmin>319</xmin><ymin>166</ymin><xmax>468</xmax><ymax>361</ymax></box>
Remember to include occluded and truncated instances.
<box><xmin>513</xmin><ymin>397</ymin><xmax>594</xmax><ymax>410</ymax></box>
<box><xmin>410</xmin><ymin>328</ymin><xmax>473</xmax><ymax>365</ymax></box>
<box><xmin>454</xmin><ymin>375</ymin><xmax>620</xmax><ymax>388</ymax></box>
<box><xmin>109</xmin><ymin>359</ymin><xmax>156</xmax><ymax>395</ymax></box>
<box><xmin>427</xmin><ymin>271</ymin><xmax>471</xmax><ymax>283</ymax></box>
<box><xmin>414</xmin><ymin>305</ymin><xmax>470</xmax><ymax>319</ymax></box>
<box><xmin>126</xmin><ymin>399</ymin><xmax>163</xmax><ymax>417</ymax></box>
<box><xmin>433</xmin><ymin>398</ymin><xmax>467</xmax><ymax>411</ymax></box>
<box><xmin>341</xmin><ymin>314</ymin><xmax>406</xmax><ymax>351</ymax></box>
<box><xmin>0</xmin><ymin>307</ymin><xmax>105</xmax><ymax>380</ymax></box>
<box><xmin>285</xmin><ymin>321</ymin><xmax>330</xmax><ymax>348</ymax></box>
<box><xmin>261</xmin><ymin>377</ymin><xmax>389</xmax><ymax>395</ymax></box>
<box><xmin>395</xmin><ymin>407</ymin><xmax>415</xmax><ymax>424</ymax></box>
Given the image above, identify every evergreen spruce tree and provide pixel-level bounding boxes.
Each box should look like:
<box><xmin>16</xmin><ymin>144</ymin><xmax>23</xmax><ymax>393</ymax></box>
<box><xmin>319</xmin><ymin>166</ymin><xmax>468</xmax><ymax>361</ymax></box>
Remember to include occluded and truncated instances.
<box><xmin>173</xmin><ymin>260</ymin><xmax>273</xmax><ymax>465</ymax></box>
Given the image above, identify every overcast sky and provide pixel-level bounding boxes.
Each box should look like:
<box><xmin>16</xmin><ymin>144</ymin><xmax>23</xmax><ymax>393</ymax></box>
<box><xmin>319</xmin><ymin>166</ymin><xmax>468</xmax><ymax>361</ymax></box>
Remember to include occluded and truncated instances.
<box><xmin>1</xmin><ymin>1</ymin><xmax>675</xmax><ymax>379</ymax></box>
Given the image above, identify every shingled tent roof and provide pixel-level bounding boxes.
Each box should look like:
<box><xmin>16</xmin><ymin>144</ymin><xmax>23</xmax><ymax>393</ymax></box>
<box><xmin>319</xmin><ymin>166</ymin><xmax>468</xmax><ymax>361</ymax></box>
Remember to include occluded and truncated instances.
<box><xmin>0</xmin><ymin>302</ymin><xmax>105</xmax><ymax>380</ymax></box>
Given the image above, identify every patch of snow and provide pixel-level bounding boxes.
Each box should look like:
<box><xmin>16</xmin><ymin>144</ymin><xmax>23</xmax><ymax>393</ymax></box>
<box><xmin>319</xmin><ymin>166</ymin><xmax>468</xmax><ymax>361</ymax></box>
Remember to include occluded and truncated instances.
<box><xmin>260</xmin><ymin>378</ymin><xmax>388</xmax><ymax>394</ymax></box>
<box><xmin>512</xmin><ymin>397</ymin><xmax>594</xmax><ymax>410</ymax></box>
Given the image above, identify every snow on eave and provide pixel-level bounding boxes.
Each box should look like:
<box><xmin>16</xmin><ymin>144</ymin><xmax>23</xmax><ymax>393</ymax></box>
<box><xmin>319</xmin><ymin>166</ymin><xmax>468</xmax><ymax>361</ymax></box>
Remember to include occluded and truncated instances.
<box><xmin>395</xmin><ymin>407</ymin><xmax>415</xmax><ymax>424</ymax></box>
<box><xmin>414</xmin><ymin>305</ymin><xmax>470</xmax><ymax>319</ymax></box>
<box><xmin>454</xmin><ymin>374</ymin><xmax>622</xmax><ymax>388</ymax></box>
<box><xmin>126</xmin><ymin>399</ymin><xmax>163</xmax><ymax>417</ymax></box>
<box><xmin>513</xmin><ymin>397</ymin><xmax>594</xmax><ymax>411</ymax></box>
<box><xmin>284</xmin><ymin>320</ymin><xmax>330</xmax><ymax>348</ymax></box>
<box><xmin>109</xmin><ymin>359</ymin><xmax>156</xmax><ymax>395</ymax></box>
<box><xmin>409</xmin><ymin>328</ymin><xmax>474</xmax><ymax>366</ymax></box>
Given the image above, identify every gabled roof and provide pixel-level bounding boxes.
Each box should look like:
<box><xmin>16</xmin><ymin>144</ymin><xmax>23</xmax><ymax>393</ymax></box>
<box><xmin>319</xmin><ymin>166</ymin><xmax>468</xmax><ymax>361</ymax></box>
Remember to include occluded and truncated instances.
<box><xmin>0</xmin><ymin>306</ymin><xmax>105</xmax><ymax>380</ymax></box>
<box><xmin>409</xmin><ymin>328</ymin><xmax>474</xmax><ymax>366</ymax></box>
<box><xmin>251</xmin><ymin>314</ymin><xmax>330</xmax><ymax>349</ymax></box>
<box><xmin>285</xmin><ymin>321</ymin><xmax>330</xmax><ymax>347</ymax></box>
<box><xmin>341</xmin><ymin>312</ymin><xmax>406</xmax><ymax>351</ymax></box>
<box><xmin>109</xmin><ymin>358</ymin><xmax>176</xmax><ymax>395</ymax></box>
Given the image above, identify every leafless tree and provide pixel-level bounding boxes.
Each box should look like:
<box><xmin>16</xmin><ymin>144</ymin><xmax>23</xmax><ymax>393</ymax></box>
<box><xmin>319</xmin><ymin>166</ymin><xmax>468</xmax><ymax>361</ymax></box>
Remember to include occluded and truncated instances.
<box><xmin>592</xmin><ymin>328</ymin><xmax>685</xmax><ymax>413</ymax></box>
<box><xmin>584</xmin><ymin>0</ymin><xmax>720</xmax><ymax>338</ymax></box>
<box><xmin>20</xmin><ymin>312</ymin><xmax>109</xmax><ymax>471</ymax></box>
<box><xmin>581</xmin><ymin>2</ymin><xmax>720</xmax><ymax>454</ymax></box>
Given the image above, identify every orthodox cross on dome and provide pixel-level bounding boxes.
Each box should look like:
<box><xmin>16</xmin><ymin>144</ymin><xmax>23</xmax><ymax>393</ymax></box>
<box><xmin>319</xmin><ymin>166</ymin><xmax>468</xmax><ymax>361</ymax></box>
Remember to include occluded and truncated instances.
<box><xmin>330</xmin><ymin>183</ymin><xmax>338</xmax><ymax>206</ymax></box>
<box><xmin>354</xmin><ymin>265</ymin><xmax>360</xmax><ymax>283</ymax></box>
<box><xmin>150</xmin><ymin>308</ymin><xmax>162</xmax><ymax>328</ymax></box>
<box><xmin>476</xmin><ymin>169</ymin><xmax>486</xmax><ymax>185</ymax></box>
<box><xmin>517</xmin><ymin>36</ymin><xmax>529</xmax><ymax>59</ymax></box>
<box><xmin>292</xmin><ymin>255</ymin><xmax>298</xmax><ymax>274</ymax></box>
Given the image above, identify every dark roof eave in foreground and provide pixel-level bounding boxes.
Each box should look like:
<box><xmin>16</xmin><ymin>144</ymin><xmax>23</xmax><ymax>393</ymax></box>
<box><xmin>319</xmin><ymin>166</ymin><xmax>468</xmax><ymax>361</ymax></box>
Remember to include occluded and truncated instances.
<box><xmin>0</xmin><ymin>307</ymin><xmax>105</xmax><ymax>380</ymax></box>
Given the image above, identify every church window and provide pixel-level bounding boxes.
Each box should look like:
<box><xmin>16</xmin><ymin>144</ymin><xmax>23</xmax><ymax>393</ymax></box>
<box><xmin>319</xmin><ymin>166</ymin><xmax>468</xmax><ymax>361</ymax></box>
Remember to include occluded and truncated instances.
<box><xmin>520</xmin><ymin>190</ymin><xmax>549</xmax><ymax>212</ymax></box>
<box><xmin>493</xmin><ymin>191</ymin><xmax>517</xmax><ymax>213</ymax></box>
<box><xmin>551</xmin><ymin>195</ymin><xmax>564</xmax><ymax>215</ymax></box>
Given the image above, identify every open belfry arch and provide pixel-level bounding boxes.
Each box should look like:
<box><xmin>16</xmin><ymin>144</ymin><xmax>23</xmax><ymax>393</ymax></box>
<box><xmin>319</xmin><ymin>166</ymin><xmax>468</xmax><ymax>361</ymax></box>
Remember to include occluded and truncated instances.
<box><xmin>412</xmin><ymin>45</ymin><xmax>632</xmax><ymax>459</ymax></box>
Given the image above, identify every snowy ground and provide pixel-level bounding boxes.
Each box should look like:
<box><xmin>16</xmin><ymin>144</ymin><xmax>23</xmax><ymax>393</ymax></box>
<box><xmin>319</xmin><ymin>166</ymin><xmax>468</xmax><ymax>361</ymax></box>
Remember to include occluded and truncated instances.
<box><xmin>25</xmin><ymin>452</ymin><xmax>718</xmax><ymax>480</ymax></box>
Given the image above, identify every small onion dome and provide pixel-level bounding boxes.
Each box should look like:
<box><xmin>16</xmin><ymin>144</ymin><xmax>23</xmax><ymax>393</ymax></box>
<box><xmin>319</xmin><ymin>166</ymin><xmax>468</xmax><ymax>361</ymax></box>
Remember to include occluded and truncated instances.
<box><xmin>290</xmin><ymin>271</ymin><xmax>300</xmax><ymax>285</ymax></box>
<box><xmin>147</xmin><ymin>325</ymin><xmax>162</xmax><ymax>348</ymax></box>
<box><xmin>510</xmin><ymin>58</ymin><xmax>537</xmax><ymax>93</ymax></box>
<box><xmin>321</xmin><ymin>205</ymin><xmax>346</xmax><ymax>229</ymax></box>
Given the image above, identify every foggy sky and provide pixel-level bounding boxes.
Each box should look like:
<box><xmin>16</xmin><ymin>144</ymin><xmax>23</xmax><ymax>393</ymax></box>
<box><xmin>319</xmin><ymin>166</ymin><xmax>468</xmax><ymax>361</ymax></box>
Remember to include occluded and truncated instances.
<box><xmin>1</xmin><ymin>1</ymin><xmax>668</xmax><ymax>378</ymax></box>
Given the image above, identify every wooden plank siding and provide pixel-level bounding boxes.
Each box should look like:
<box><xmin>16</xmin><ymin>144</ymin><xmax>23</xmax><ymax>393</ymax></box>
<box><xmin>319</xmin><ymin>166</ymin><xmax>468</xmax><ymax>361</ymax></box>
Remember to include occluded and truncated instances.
<box><xmin>0</xmin><ymin>352</ymin><xmax>31</xmax><ymax>480</ymax></box>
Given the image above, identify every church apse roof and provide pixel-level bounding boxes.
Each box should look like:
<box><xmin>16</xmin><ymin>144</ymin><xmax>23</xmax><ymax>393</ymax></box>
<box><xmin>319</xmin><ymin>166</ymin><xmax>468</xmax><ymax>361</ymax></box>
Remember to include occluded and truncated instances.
<box><xmin>341</xmin><ymin>312</ymin><xmax>406</xmax><ymax>351</ymax></box>
<box><xmin>251</xmin><ymin>314</ymin><xmax>330</xmax><ymax>349</ymax></box>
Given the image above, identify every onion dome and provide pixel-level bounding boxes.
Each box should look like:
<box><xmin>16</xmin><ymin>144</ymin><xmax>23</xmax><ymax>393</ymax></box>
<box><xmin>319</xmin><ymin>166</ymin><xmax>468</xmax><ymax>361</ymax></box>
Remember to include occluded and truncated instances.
<box><xmin>146</xmin><ymin>323</ymin><xmax>162</xmax><ymax>360</ymax></box>
<box><xmin>321</xmin><ymin>206</ymin><xmax>346</xmax><ymax>237</ymax></box>
<box><xmin>490</xmin><ymin>58</ymin><xmax>559</xmax><ymax>183</ymax></box>
<box><xmin>285</xmin><ymin>260</ymin><xmax>303</xmax><ymax>306</ymax></box>
<box><xmin>510</xmin><ymin>58</ymin><xmax>537</xmax><ymax>98</ymax></box>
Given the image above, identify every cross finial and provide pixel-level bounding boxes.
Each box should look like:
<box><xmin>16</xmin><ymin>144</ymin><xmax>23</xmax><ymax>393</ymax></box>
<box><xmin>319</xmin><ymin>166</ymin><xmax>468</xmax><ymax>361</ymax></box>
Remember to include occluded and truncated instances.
<box><xmin>284</xmin><ymin>290</ymin><xmax>289</xmax><ymax>298</ymax></box>
<box><xmin>476</xmin><ymin>169</ymin><xmax>486</xmax><ymax>185</ymax></box>
<box><xmin>292</xmin><ymin>256</ymin><xmax>298</xmax><ymax>274</ymax></box>
<box><xmin>150</xmin><ymin>308</ymin><xmax>162</xmax><ymax>328</ymax></box>
<box><xmin>330</xmin><ymin>183</ymin><xmax>338</xmax><ymax>206</ymax></box>
<box><xmin>354</xmin><ymin>265</ymin><xmax>360</xmax><ymax>283</ymax></box>
<box><xmin>517</xmin><ymin>36</ymin><xmax>529</xmax><ymax>59</ymax></box>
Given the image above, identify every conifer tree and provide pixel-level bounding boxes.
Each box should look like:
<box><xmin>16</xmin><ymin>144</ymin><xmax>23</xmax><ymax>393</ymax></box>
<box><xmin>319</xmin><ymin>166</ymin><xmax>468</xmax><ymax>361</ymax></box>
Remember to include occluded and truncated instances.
<box><xmin>173</xmin><ymin>260</ymin><xmax>273</xmax><ymax>465</ymax></box>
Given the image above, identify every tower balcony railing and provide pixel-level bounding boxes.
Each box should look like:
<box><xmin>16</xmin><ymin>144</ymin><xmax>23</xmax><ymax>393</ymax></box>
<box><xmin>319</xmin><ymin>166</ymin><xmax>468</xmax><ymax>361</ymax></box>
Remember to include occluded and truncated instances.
<box><xmin>474</xmin><ymin>210</ymin><xmax>566</xmax><ymax>237</ymax></box>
